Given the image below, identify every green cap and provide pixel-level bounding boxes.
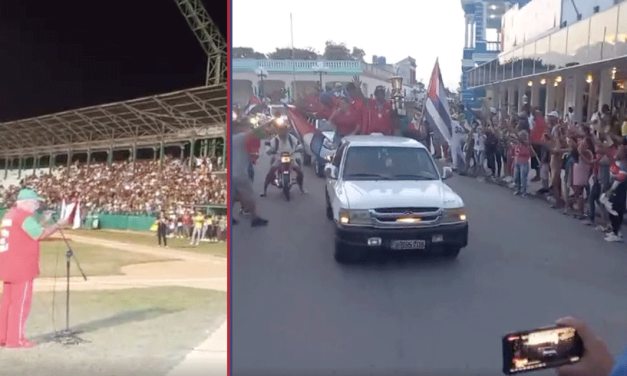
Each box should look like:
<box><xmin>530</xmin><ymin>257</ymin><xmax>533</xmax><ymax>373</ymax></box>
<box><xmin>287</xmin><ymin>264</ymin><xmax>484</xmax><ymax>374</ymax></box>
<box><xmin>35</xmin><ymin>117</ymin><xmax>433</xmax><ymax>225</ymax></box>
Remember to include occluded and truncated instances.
<box><xmin>17</xmin><ymin>188</ymin><xmax>44</xmax><ymax>202</ymax></box>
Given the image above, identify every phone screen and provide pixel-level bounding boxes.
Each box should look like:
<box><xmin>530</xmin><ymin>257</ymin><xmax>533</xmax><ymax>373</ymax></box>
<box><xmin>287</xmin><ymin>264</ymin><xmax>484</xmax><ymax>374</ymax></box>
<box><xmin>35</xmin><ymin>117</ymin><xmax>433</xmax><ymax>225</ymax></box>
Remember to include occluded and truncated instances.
<box><xmin>502</xmin><ymin>326</ymin><xmax>583</xmax><ymax>375</ymax></box>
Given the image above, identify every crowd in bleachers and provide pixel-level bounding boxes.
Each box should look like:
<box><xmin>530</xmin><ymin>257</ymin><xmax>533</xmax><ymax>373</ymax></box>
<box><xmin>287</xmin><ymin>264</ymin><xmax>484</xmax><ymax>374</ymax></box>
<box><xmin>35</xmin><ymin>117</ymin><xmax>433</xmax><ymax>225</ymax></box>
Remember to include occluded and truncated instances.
<box><xmin>0</xmin><ymin>156</ymin><xmax>227</xmax><ymax>214</ymax></box>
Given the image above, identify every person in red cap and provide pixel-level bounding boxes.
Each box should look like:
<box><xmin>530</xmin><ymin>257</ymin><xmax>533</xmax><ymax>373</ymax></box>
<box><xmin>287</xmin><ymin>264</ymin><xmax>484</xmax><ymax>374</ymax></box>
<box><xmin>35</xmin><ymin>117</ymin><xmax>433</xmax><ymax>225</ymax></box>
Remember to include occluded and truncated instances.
<box><xmin>0</xmin><ymin>188</ymin><xmax>68</xmax><ymax>348</ymax></box>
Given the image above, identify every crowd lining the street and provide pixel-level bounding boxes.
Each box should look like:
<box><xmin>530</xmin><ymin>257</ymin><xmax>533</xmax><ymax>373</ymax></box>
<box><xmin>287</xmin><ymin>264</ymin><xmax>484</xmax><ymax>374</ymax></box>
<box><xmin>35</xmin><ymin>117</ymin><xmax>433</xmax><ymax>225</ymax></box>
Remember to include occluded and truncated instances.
<box><xmin>448</xmin><ymin>99</ymin><xmax>627</xmax><ymax>243</ymax></box>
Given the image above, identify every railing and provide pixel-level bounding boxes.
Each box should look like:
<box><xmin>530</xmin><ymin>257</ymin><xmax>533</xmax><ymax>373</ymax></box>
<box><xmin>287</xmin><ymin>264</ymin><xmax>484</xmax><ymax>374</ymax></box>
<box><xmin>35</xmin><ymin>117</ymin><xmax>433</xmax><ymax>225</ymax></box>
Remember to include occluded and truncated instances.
<box><xmin>486</xmin><ymin>42</ymin><xmax>501</xmax><ymax>52</ymax></box>
<box><xmin>232</xmin><ymin>58</ymin><xmax>395</xmax><ymax>81</ymax></box>
<box><xmin>466</xmin><ymin>1</ymin><xmax>627</xmax><ymax>88</ymax></box>
<box><xmin>232</xmin><ymin>59</ymin><xmax>363</xmax><ymax>73</ymax></box>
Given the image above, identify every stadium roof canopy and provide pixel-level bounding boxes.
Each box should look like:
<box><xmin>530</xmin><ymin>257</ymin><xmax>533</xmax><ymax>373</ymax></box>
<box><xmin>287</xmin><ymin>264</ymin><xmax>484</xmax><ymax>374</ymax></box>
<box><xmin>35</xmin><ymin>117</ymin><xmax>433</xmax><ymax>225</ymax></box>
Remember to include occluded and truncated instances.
<box><xmin>0</xmin><ymin>84</ymin><xmax>227</xmax><ymax>158</ymax></box>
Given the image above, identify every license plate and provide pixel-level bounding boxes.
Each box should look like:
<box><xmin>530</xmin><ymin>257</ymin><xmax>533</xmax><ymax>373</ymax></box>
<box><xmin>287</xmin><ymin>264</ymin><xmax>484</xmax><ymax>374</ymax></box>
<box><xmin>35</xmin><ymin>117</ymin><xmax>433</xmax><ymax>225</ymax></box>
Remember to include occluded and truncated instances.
<box><xmin>281</xmin><ymin>156</ymin><xmax>291</xmax><ymax>163</ymax></box>
<box><xmin>390</xmin><ymin>240</ymin><xmax>426</xmax><ymax>250</ymax></box>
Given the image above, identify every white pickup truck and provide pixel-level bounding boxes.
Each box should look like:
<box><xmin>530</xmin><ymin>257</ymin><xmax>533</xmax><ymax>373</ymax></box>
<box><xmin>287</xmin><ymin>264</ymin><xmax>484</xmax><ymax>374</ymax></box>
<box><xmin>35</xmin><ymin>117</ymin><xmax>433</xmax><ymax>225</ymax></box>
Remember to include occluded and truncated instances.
<box><xmin>324</xmin><ymin>134</ymin><xmax>468</xmax><ymax>263</ymax></box>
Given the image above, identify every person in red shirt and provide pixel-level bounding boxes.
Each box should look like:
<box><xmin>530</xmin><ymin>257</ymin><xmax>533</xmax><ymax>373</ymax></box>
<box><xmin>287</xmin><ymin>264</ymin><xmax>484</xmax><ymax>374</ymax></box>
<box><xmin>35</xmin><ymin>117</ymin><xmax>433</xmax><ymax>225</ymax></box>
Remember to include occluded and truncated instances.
<box><xmin>329</xmin><ymin>96</ymin><xmax>360</xmax><ymax>147</ymax></box>
<box><xmin>514</xmin><ymin>131</ymin><xmax>532</xmax><ymax>197</ymax></box>
<box><xmin>345</xmin><ymin>82</ymin><xmax>367</xmax><ymax>132</ymax></box>
<box><xmin>0</xmin><ymin>189</ymin><xmax>68</xmax><ymax>348</ymax></box>
<box><xmin>181</xmin><ymin>211</ymin><xmax>192</xmax><ymax>238</ymax></box>
<box><xmin>364</xmin><ymin>86</ymin><xmax>394</xmax><ymax>135</ymax></box>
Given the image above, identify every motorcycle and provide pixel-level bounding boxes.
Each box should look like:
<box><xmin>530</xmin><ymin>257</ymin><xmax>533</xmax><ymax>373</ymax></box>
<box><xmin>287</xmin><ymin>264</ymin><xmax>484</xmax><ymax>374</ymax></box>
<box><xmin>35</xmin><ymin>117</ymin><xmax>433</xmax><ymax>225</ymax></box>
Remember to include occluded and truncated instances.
<box><xmin>274</xmin><ymin>151</ymin><xmax>299</xmax><ymax>201</ymax></box>
<box><xmin>264</xmin><ymin>145</ymin><xmax>302</xmax><ymax>201</ymax></box>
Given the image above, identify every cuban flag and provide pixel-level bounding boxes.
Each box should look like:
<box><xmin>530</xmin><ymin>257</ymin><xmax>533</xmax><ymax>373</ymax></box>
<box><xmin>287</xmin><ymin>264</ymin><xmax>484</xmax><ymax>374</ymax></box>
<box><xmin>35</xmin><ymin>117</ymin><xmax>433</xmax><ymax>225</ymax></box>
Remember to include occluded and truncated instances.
<box><xmin>285</xmin><ymin>104</ymin><xmax>334</xmax><ymax>160</ymax></box>
<box><xmin>424</xmin><ymin>59</ymin><xmax>453</xmax><ymax>143</ymax></box>
<box><xmin>243</xmin><ymin>95</ymin><xmax>262</xmax><ymax>115</ymax></box>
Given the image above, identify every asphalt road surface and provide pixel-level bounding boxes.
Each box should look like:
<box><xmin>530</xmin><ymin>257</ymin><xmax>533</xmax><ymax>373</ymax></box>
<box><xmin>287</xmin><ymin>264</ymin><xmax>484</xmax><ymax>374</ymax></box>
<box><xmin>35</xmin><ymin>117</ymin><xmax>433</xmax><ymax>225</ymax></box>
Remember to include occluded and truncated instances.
<box><xmin>232</xmin><ymin>151</ymin><xmax>627</xmax><ymax>376</ymax></box>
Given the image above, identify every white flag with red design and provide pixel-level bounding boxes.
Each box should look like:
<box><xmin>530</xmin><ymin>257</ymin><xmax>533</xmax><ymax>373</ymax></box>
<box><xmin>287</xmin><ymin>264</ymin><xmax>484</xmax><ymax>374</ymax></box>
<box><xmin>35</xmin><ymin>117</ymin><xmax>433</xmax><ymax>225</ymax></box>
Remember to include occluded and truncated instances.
<box><xmin>63</xmin><ymin>201</ymin><xmax>81</xmax><ymax>229</ymax></box>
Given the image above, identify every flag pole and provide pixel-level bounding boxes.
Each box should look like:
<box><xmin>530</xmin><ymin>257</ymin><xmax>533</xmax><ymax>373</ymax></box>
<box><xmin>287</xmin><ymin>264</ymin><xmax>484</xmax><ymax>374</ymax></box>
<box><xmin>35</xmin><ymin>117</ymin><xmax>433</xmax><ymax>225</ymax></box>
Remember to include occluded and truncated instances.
<box><xmin>419</xmin><ymin>60</ymin><xmax>437</xmax><ymax>127</ymax></box>
<box><xmin>290</xmin><ymin>13</ymin><xmax>296</xmax><ymax>103</ymax></box>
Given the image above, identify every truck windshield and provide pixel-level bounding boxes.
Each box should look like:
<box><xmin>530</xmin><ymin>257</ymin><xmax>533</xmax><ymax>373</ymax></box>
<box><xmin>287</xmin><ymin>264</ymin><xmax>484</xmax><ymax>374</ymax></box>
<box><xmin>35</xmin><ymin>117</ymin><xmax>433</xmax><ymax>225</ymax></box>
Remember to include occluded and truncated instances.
<box><xmin>342</xmin><ymin>146</ymin><xmax>439</xmax><ymax>181</ymax></box>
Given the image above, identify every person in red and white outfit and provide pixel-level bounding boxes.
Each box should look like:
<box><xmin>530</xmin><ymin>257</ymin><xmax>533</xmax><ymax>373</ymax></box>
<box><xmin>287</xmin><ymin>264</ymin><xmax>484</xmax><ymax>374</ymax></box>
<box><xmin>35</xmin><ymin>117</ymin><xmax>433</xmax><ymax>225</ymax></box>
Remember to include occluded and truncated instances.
<box><xmin>0</xmin><ymin>188</ymin><xmax>68</xmax><ymax>348</ymax></box>
<box><xmin>364</xmin><ymin>86</ymin><xmax>394</xmax><ymax>135</ymax></box>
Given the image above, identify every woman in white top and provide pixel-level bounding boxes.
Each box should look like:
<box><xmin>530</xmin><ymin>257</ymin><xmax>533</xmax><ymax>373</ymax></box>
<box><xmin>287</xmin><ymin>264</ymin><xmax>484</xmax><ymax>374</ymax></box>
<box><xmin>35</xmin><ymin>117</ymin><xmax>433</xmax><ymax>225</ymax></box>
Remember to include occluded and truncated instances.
<box><xmin>473</xmin><ymin>126</ymin><xmax>487</xmax><ymax>176</ymax></box>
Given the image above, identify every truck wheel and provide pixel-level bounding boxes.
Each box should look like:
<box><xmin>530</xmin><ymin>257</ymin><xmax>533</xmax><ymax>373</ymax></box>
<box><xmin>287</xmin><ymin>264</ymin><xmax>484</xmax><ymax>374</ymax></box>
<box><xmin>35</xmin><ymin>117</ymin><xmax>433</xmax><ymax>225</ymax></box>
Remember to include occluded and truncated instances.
<box><xmin>315</xmin><ymin>160</ymin><xmax>325</xmax><ymax>178</ymax></box>
<box><xmin>334</xmin><ymin>240</ymin><xmax>365</xmax><ymax>264</ymax></box>
<box><xmin>325</xmin><ymin>190</ymin><xmax>333</xmax><ymax>220</ymax></box>
<box><xmin>443</xmin><ymin>247</ymin><xmax>461</xmax><ymax>259</ymax></box>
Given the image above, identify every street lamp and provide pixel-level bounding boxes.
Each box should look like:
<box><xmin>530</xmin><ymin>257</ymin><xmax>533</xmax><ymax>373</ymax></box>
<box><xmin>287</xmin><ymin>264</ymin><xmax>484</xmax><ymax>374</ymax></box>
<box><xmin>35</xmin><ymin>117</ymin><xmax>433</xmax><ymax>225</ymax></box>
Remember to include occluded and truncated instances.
<box><xmin>312</xmin><ymin>62</ymin><xmax>330</xmax><ymax>90</ymax></box>
<box><xmin>255</xmin><ymin>66</ymin><xmax>269</xmax><ymax>97</ymax></box>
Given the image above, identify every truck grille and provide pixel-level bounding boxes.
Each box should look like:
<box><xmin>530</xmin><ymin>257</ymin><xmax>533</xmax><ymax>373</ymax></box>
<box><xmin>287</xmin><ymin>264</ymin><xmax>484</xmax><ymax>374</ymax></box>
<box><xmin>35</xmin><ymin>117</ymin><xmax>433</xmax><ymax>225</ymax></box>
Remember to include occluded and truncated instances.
<box><xmin>374</xmin><ymin>207</ymin><xmax>439</xmax><ymax>214</ymax></box>
<box><xmin>371</xmin><ymin>207</ymin><xmax>441</xmax><ymax>227</ymax></box>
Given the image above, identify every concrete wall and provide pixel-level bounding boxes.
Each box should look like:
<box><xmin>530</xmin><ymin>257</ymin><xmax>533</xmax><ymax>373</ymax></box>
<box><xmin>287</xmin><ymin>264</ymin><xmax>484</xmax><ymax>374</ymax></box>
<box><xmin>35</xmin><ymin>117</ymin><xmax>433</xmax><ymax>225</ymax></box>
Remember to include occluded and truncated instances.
<box><xmin>502</xmin><ymin>0</ymin><xmax>562</xmax><ymax>51</ymax></box>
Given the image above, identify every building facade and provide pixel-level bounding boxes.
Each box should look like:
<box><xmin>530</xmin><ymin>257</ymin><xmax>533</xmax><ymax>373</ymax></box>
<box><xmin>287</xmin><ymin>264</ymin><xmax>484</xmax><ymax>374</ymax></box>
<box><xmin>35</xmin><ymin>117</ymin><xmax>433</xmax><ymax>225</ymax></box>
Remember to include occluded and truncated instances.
<box><xmin>232</xmin><ymin>58</ymin><xmax>425</xmax><ymax>106</ymax></box>
<box><xmin>464</xmin><ymin>0</ymin><xmax>627</xmax><ymax>122</ymax></box>
<box><xmin>461</xmin><ymin>0</ymin><xmax>531</xmax><ymax>110</ymax></box>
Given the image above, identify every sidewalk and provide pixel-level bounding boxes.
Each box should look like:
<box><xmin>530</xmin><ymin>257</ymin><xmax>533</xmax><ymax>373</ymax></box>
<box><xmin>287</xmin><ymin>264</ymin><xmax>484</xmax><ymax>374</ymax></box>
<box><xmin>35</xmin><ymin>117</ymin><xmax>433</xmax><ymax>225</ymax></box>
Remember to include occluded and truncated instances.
<box><xmin>167</xmin><ymin>319</ymin><xmax>227</xmax><ymax>376</ymax></box>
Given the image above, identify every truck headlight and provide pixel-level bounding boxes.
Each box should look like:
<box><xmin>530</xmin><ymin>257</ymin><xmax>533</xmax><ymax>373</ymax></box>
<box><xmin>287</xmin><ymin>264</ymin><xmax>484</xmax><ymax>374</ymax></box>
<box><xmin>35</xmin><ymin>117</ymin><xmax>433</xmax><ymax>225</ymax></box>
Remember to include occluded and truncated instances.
<box><xmin>442</xmin><ymin>207</ymin><xmax>467</xmax><ymax>223</ymax></box>
<box><xmin>338</xmin><ymin>209</ymin><xmax>372</xmax><ymax>226</ymax></box>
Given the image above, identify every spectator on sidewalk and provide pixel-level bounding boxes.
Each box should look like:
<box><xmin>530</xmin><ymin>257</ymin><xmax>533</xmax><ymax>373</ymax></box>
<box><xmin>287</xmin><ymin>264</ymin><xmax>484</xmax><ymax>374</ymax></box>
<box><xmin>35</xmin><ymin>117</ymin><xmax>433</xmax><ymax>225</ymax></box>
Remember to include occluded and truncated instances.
<box><xmin>513</xmin><ymin>131</ymin><xmax>532</xmax><ymax>197</ymax></box>
<box><xmin>601</xmin><ymin>145</ymin><xmax>627</xmax><ymax>242</ymax></box>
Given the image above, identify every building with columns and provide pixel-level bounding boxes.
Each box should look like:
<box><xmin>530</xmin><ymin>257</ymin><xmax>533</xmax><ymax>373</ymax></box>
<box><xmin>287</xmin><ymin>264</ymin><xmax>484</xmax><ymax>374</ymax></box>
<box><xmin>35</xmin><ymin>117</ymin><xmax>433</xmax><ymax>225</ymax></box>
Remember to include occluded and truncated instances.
<box><xmin>464</xmin><ymin>0</ymin><xmax>627</xmax><ymax>122</ymax></box>
<box><xmin>461</xmin><ymin>0</ymin><xmax>531</xmax><ymax>110</ymax></box>
<box><xmin>232</xmin><ymin>57</ymin><xmax>425</xmax><ymax>107</ymax></box>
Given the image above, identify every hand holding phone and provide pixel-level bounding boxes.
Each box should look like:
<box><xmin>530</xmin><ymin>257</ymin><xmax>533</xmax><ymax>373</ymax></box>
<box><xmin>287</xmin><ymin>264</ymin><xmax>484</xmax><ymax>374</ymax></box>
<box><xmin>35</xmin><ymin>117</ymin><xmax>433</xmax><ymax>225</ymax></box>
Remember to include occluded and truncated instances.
<box><xmin>502</xmin><ymin>323</ymin><xmax>584</xmax><ymax>374</ymax></box>
<box><xmin>552</xmin><ymin>317</ymin><xmax>614</xmax><ymax>376</ymax></box>
<box><xmin>502</xmin><ymin>317</ymin><xmax>615</xmax><ymax>375</ymax></box>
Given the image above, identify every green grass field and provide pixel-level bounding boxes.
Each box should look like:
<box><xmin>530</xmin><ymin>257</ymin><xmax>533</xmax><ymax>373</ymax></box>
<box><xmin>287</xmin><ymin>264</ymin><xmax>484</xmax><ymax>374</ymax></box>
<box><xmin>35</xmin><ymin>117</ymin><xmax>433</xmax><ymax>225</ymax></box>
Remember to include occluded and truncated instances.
<box><xmin>68</xmin><ymin>229</ymin><xmax>227</xmax><ymax>257</ymax></box>
<box><xmin>5</xmin><ymin>287</ymin><xmax>227</xmax><ymax>376</ymax></box>
<box><xmin>40</xmin><ymin>241</ymin><xmax>175</xmax><ymax>278</ymax></box>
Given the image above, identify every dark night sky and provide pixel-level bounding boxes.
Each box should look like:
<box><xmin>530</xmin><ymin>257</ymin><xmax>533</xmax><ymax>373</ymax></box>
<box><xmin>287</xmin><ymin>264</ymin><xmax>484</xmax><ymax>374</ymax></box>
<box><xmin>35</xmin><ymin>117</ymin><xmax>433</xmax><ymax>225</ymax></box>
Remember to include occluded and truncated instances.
<box><xmin>0</xmin><ymin>0</ymin><xmax>227</xmax><ymax>122</ymax></box>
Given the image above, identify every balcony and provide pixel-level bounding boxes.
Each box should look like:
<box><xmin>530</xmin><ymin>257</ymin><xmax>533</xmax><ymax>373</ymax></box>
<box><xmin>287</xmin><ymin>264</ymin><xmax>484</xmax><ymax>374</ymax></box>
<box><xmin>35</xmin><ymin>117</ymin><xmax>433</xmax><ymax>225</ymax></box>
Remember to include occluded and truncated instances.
<box><xmin>232</xmin><ymin>59</ymin><xmax>395</xmax><ymax>81</ymax></box>
<box><xmin>465</xmin><ymin>1</ymin><xmax>627</xmax><ymax>88</ymax></box>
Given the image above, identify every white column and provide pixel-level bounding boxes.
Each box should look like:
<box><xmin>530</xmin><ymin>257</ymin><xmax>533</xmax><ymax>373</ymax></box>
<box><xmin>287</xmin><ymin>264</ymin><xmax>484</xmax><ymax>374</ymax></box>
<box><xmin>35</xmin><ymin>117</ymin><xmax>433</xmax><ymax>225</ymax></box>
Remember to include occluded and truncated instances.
<box><xmin>486</xmin><ymin>87</ymin><xmax>495</xmax><ymax>107</ymax></box>
<box><xmin>564</xmin><ymin>73</ymin><xmax>585</xmax><ymax>123</ymax></box>
<box><xmin>555</xmin><ymin>79</ymin><xmax>564</xmax><ymax>115</ymax></box>
<box><xmin>598</xmin><ymin>67</ymin><xmax>613</xmax><ymax>112</ymax></box>
<box><xmin>465</xmin><ymin>18</ymin><xmax>470</xmax><ymax>48</ymax></box>
<box><xmin>492</xmin><ymin>85</ymin><xmax>501</xmax><ymax>108</ymax></box>
<box><xmin>508</xmin><ymin>85</ymin><xmax>516</xmax><ymax>115</ymax></box>
<box><xmin>499</xmin><ymin>85</ymin><xmax>506</xmax><ymax>111</ymax></box>
<box><xmin>530</xmin><ymin>80</ymin><xmax>540</xmax><ymax>108</ymax></box>
<box><xmin>545</xmin><ymin>77</ymin><xmax>556</xmax><ymax>114</ymax></box>
<box><xmin>587</xmin><ymin>75</ymin><xmax>599</xmax><ymax>122</ymax></box>
<box><xmin>518</xmin><ymin>80</ymin><xmax>527</xmax><ymax>111</ymax></box>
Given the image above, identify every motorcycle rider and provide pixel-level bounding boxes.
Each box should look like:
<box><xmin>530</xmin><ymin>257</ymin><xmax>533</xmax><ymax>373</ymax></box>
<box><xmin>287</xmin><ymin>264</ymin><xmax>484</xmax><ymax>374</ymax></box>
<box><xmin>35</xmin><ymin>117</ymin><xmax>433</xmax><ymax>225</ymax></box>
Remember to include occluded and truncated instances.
<box><xmin>260</xmin><ymin>115</ymin><xmax>307</xmax><ymax>197</ymax></box>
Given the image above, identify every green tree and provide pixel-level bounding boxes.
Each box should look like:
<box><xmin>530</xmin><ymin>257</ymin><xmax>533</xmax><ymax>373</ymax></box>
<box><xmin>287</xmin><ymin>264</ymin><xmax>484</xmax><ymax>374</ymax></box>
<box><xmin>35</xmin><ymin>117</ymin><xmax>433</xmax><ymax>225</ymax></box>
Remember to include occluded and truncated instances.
<box><xmin>350</xmin><ymin>47</ymin><xmax>366</xmax><ymax>61</ymax></box>
<box><xmin>232</xmin><ymin>47</ymin><xmax>267</xmax><ymax>59</ymax></box>
<box><xmin>267</xmin><ymin>47</ymin><xmax>319</xmax><ymax>60</ymax></box>
<box><xmin>323</xmin><ymin>41</ymin><xmax>351</xmax><ymax>60</ymax></box>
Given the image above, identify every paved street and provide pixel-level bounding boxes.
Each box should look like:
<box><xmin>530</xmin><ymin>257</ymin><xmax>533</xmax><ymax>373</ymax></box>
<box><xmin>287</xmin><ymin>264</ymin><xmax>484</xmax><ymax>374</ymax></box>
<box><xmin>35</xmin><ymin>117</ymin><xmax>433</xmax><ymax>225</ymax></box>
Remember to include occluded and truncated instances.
<box><xmin>232</xmin><ymin>152</ymin><xmax>627</xmax><ymax>376</ymax></box>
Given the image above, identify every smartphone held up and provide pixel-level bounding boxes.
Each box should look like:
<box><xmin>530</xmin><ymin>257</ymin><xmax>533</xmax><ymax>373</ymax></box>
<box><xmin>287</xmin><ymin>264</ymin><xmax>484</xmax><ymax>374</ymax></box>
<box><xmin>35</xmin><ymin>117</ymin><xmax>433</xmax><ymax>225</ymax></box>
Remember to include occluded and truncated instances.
<box><xmin>502</xmin><ymin>325</ymin><xmax>584</xmax><ymax>375</ymax></box>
